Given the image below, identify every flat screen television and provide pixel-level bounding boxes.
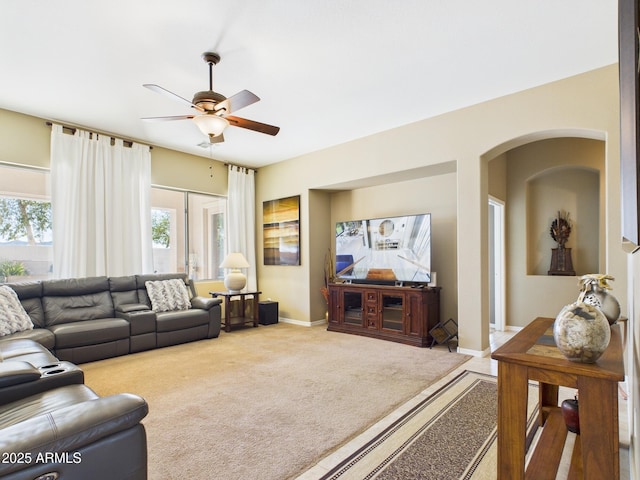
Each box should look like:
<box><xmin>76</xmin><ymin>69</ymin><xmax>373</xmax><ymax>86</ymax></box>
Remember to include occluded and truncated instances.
<box><xmin>335</xmin><ymin>213</ymin><xmax>431</xmax><ymax>285</ymax></box>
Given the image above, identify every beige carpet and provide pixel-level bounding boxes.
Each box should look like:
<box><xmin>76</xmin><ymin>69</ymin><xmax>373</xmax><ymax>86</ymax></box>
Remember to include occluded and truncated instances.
<box><xmin>316</xmin><ymin>371</ymin><xmax>540</xmax><ymax>480</ymax></box>
<box><xmin>82</xmin><ymin>323</ymin><xmax>471</xmax><ymax>480</ymax></box>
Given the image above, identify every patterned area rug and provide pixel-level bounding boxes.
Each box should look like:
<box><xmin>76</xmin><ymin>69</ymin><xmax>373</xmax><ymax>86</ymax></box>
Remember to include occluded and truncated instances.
<box><xmin>319</xmin><ymin>370</ymin><xmax>539</xmax><ymax>480</ymax></box>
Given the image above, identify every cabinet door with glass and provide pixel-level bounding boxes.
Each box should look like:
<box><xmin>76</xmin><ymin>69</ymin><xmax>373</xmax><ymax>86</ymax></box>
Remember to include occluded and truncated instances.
<box><xmin>380</xmin><ymin>292</ymin><xmax>405</xmax><ymax>333</ymax></box>
<box><xmin>341</xmin><ymin>289</ymin><xmax>365</xmax><ymax>327</ymax></box>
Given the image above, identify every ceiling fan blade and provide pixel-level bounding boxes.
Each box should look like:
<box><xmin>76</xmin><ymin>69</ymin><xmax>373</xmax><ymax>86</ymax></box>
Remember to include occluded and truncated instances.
<box><xmin>143</xmin><ymin>84</ymin><xmax>205</xmax><ymax>112</ymax></box>
<box><xmin>225</xmin><ymin>115</ymin><xmax>280</xmax><ymax>136</ymax></box>
<box><xmin>215</xmin><ymin>90</ymin><xmax>260</xmax><ymax>114</ymax></box>
<box><xmin>141</xmin><ymin>115</ymin><xmax>195</xmax><ymax>122</ymax></box>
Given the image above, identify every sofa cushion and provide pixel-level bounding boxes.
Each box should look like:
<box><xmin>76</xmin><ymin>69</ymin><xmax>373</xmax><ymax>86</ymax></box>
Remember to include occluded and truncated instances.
<box><xmin>42</xmin><ymin>276</ymin><xmax>110</xmax><ymax>296</ymax></box>
<box><xmin>43</xmin><ymin>291</ymin><xmax>115</xmax><ymax>326</ymax></box>
<box><xmin>109</xmin><ymin>275</ymin><xmax>140</xmax><ymax>310</ymax></box>
<box><xmin>6</xmin><ymin>281</ymin><xmax>45</xmax><ymax>328</ymax></box>
<box><xmin>0</xmin><ymin>328</ymin><xmax>56</xmax><ymax>350</ymax></box>
<box><xmin>145</xmin><ymin>279</ymin><xmax>191</xmax><ymax>312</ymax></box>
<box><xmin>49</xmin><ymin>318</ymin><xmax>130</xmax><ymax>349</ymax></box>
<box><xmin>0</xmin><ymin>338</ymin><xmax>59</xmax><ymax>366</ymax></box>
<box><xmin>0</xmin><ymin>361</ymin><xmax>41</xmax><ymax>388</ymax></box>
<box><xmin>155</xmin><ymin>309</ymin><xmax>209</xmax><ymax>332</ymax></box>
<box><xmin>0</xmin><ymin>384</ymin><xmax>99</xmax><ymax>429</ymax></box>
<box><xmin>0</xmin><ymin>286</ymin><xmax>33</xmax><ymax>337</ymax></box>
<box><xmin>42</xmin><ymin>277</ymin><xmax>114</xmax><ymax>326</ymax></box>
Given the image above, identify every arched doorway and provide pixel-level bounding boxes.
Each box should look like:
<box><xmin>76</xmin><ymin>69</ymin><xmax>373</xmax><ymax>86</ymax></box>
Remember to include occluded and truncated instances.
<box><xmin>485</xmin><ymin>133</ymin><xmax>606</xmax><ymax>333</ymax></box>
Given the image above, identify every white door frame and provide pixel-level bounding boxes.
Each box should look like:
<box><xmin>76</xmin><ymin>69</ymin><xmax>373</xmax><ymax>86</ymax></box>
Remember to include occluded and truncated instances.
<box><xmin>489</xmin><ymin>196</ymin><xmax>506</xmax><ymax>331</ymax></box>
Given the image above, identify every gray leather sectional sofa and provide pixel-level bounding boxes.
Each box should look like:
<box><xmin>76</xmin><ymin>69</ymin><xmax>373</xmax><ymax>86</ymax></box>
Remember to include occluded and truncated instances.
<box><xmin>0</xmin><ymin>273</ymin><xmax>222</xmax><ymax>364</ymax></box>
<box><xmin>0</xmin><ymin>273</ymin><xmax>221</xmax><ymax>478</ymax></box>
<box><xmin>0</xmin><ymin>339</ymin><xmax>148</xmax><ymax>479</ymax></box>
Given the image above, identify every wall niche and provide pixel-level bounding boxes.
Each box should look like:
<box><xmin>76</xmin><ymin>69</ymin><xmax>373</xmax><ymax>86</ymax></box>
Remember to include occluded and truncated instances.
<box><xmin>526</xmin><ymin>166</ymin><xmax>600</xmax><ymax>276</ymax></box>
<box><xmin>505</xmin><ymin>137</ymin><xmax>604</xmax><ymax>278</ymax></box>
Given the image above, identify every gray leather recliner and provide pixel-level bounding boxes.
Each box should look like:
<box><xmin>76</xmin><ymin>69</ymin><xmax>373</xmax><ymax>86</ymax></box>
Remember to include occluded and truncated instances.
<box><xmin>0</xmin><ymin>339</ymin><xmax>84</xmax><ymax>406</ymax></box>
<box><xmin>0</xmin><ymin>384</ymin><xmax>148</xmax><ymax>480</ymax></box>
<box><xmin>0</xmin><ymin>339</ymin><xmax>148</xmax><ymax>480</ymax></box>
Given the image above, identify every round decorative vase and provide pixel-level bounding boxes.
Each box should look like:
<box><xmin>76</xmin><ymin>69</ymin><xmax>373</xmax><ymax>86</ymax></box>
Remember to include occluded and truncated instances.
<box><xmin>579</xmin><ymin>282</ymin><xmax>620</xmax><ymax>325</ymax></box>
<box><xmin>561</xmin><ymin>396</ymin><xmax>580</xmax><ymax>434</ymax></box>
<box><xmin>223</xmin><ymin>271</ymin><xmax>247</xmax><ymax>293</ymax></box>
<box><xmin>553</xmin><ymin>302</ymin><xmax>611</xmax><ymax>363</ymax></box>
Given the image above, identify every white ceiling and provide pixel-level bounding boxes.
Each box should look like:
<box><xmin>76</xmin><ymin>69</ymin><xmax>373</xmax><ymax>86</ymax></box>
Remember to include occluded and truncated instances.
<box><xmin>0</xmin><ymin>1</ymin><xmax>618</xmax><ymax>169</ymax></box>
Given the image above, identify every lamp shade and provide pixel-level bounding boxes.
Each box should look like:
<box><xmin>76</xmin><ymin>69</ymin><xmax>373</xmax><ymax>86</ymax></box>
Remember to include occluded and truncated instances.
<box><xmin>193</xmin><ymin>114</ymin><xmax>229</xmax><ymax>137</ymax></box>
<box><xmin>220</xmin><ymin>252</ymin><xmax>250</xmax><ymax>269</ymax></box>
<box><xmin>220</xmin><ymin>252</ymin><xmax>250</xmax><ymax>293</ymax></box>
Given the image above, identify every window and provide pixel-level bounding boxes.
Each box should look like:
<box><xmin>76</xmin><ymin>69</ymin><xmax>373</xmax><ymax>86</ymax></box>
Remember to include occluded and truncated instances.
<box><xmin>151</xmin><ymin>207</ymin><xmax>177</xmax><ymax>274</ymax></box>
<box><xmin>0</xmin><ymin>165</ymin><xmax>53</xmax><ymax>281</ymax></box>
<box><xmin>151</xmin><ymin>187</ymin><xmax>226</xmax><ymax>280</ymax></box>
<box><xmin>0</xmin><ymin>164</ymin><xmax>226</xmax><ymax>282</ymax></box>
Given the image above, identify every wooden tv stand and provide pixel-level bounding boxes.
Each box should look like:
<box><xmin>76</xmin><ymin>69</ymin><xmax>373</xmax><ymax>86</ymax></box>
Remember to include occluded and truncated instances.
<box><xmin>491</xmin><ymin>317</ymin><xmax>624</xmax><ymax>479</ymax></box>
<box><xmin>327</xmin><ymin>283</ymin><xmax>440</xmax><ymax>347</ymax></box>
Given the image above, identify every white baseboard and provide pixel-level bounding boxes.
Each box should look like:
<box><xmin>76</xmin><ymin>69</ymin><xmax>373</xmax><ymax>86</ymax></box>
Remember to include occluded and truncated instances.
<box><xmin>279</xmin><ymin>317</ymin><xmax>327</xmax><ymax>327</ymax></box>
<box><xmin>458</xmin><ymin>346</ymin><xmax>492</xmax><ymax>357</ymax></box>
<box><xmin>504</xmin><ymin>325</ymin><xmax>524</xmax><ymax>332</ymax></box>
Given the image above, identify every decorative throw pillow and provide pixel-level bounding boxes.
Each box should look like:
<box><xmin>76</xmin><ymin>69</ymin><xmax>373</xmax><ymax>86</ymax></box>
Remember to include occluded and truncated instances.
<box><xmin>145</xmin><ymin>279</ymin><xmax>191</xmax><ymax>312</ymax></box>
<box><xmin>0</xmin><ymin>285</ymin><xmax>34</xmax><ymax>336</ymax></box>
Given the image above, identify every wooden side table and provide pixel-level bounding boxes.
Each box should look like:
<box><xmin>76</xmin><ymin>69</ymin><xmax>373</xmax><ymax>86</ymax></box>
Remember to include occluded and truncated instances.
<box><xmin>210</xmin><ymin>291</ymin><xmax>261</xmax><ymax>332</ymax></box>
<box><xmin>491</xmin><ymin>317</ymin><xmax>624</xmax><ymax>480</ymax></box>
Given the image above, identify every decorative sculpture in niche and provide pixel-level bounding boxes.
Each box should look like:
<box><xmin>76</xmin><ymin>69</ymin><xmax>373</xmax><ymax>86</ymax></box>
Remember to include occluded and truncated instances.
<box><xmin>548</xmin><ymin>210</ymin><xmax>576</xmax><ymax>276</ymax></box>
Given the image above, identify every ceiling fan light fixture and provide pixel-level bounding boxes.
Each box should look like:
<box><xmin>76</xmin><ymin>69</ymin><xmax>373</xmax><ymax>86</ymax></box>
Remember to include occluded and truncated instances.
<box><xmin>193</xmin><ymin>114</ymin><xmax>229</xmax><ymax>137</ymax></box>
<box><xmin>142</xmin><ymin>52</ymin><xmax>279</xmax><ymax>143</ymax></box>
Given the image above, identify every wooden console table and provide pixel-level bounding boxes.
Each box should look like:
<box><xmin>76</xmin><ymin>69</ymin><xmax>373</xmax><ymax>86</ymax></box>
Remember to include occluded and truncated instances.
<box><xmin>491</xmin><ymin>316</ymin><xmax>624</xmax><ymax>480</ymax></box>
<box><xmin>210</xmin><ymin>291</ymin><xmax>261</xmax><ymax>332</ymax></box>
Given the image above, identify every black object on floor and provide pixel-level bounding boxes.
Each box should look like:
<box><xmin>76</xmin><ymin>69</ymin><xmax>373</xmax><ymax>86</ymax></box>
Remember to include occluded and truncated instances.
<box><xmin>259</xmin><ymin>301</ymin><xmax>279</xmax><ymax>325</ymax></box>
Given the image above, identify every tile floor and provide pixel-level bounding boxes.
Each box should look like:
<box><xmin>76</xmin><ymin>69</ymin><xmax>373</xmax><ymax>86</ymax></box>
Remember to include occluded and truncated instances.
<box><xmin>297</xmin><ymin>329</ymin><xmax>631</xmax><ymax>479</ymax></box>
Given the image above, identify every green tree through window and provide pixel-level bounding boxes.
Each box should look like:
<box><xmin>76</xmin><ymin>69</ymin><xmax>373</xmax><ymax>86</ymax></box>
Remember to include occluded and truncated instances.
<box><xmin>151</xmin><ymin>209</ymin><xmax>171</xmax><ymax>248</ymax></box>
<box><xmin>0</xmin><ymin>198</ymin><xmax>52</xmax><ymax>245</ymax></box>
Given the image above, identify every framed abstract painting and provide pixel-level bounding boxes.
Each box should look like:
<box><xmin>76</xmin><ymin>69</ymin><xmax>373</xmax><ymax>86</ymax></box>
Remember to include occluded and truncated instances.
<box><xmin>263</xmin><ymin>195</ymin><xmax>301</xmax><ymax>265</ymax></box>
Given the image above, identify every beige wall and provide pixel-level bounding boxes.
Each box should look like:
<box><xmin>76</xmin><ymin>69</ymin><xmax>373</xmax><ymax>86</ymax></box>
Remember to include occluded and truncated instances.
<box><xmin>527</xmin><ymin>168</ymin><xmax>600</xmax><ymax>275</ymax></box>
<box><xmin>0</xmin><ymin>109</ymin><xmax>50</xmax><ymax>168</ymax></box>
<box><xmin>258</xmin><ymin>64</ymin><xmax>625</xmax><ymax>357</ymax></box>
<box><xmin>151</xmin><ymin>146</ymin><xmax>227</xmax><ymax>194</ymax></box>
<box><xmin>255</xmin><ymin>183</ymin><xmax>309</xmax><ymax>322</ymax></box>
<box><xmin>0</xmin><ymin>108</ymin><xmax>228</xmax><ymax>195</ymax></box>
<box><xmin>308</xmin><ymin>189</ymin><xmax>332</xmax><ymax>322</ymax></box>
<box><xmin>505</xmin><ymin>138</ymin><xmax>606</xmax><ymax>327</ymax></box>
<box><xmin>488</xmin><ymin>153</ymin><xmax>507</xmax><ymax>201</ymax></box>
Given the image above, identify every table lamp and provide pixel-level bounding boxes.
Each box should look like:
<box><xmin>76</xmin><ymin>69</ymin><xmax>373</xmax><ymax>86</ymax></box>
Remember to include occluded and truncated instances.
<box><xmin>220</xmin><ymin>252</ymin><xmax>250</xmax><ymax>293</ymax></box>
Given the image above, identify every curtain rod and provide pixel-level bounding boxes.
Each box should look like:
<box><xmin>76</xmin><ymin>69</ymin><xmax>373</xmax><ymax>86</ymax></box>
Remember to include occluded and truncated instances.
<box><xmin>45</xmin><ymin>121</ymin><xmax>153</xmax><ymax>150</ymax></box>
<box><xmin>224</xmin><ymin>163</ymin><xmax>256</xmax><ymax>173</ymax></box>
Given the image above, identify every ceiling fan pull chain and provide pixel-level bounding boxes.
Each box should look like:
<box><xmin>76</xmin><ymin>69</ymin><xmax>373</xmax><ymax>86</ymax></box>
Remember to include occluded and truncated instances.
<box><xmin>208</xmin><ymin>61</ymin><xmax>214</xmax><ymax>91</ymax></box>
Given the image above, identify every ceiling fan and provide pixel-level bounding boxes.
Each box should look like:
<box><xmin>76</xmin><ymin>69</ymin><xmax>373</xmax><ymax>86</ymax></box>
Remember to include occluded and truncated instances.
<box><xmin>142</xmin><ymin>52</ymin><xmax>280</xmax><ymax>144</ymax></box>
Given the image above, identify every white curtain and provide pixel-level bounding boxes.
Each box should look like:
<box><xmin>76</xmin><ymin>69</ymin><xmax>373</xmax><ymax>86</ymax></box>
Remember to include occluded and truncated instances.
<box><xmin>50</xmin><ymin>124</ymin><xmax>153</xmax><ymax>278</ymax></box>
<box><xmin>227</xmin><ymin>165</ymin><xmax>257</xmax><ymax>291</ymax></box>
